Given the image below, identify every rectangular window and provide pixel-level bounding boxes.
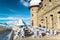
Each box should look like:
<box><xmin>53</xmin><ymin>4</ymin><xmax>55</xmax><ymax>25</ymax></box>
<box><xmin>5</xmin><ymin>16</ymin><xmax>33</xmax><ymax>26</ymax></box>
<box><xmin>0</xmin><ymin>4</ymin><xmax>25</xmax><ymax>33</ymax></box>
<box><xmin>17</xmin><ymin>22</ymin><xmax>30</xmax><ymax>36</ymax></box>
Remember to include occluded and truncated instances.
<box><xmin>49</xmin><ymin>0</ymin><xmax>51</xmax><ymax>2</ymax></box>
<box><xmin>32</xmin><ymin>14</ymin><xmax>34</xmax><ymax>16</ymax></box>
<box><xmin>32</xmin><ymin>20</ymin><xmax>34</xmax><ymax>26</ymax></box>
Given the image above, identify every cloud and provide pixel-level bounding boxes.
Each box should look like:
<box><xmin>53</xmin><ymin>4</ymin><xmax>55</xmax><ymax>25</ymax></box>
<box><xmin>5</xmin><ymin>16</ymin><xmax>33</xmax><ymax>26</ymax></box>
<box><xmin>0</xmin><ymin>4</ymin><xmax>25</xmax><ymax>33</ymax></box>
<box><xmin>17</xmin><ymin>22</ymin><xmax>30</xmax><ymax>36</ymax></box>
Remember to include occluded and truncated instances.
<box><xmin>20</xmin><ymin>0</ymin><xmax>29</xmax><ymax>7</ymax></box>
<box><xmin>0</xmin><ymin>17</ymin><xmax>30</xmax><ymax>25</ymax></box>
<box><xmin>0</xmin><ymin>17</ymin><xmax>18</xmax><ymax>20</ymax></box>
<box><xmin>6</xmin><ymin>21</ymin><xmax>18</xmax><ymax>25</ymax></box>
<box><xmin>0</xmin><ymin>17</ymin><xmax>30</xmax><ymax>20</ymax></box>
<box><xmin>23</xmin><ymin>2</ymin><xmax>29</xmax><ymax>7</ymax></box>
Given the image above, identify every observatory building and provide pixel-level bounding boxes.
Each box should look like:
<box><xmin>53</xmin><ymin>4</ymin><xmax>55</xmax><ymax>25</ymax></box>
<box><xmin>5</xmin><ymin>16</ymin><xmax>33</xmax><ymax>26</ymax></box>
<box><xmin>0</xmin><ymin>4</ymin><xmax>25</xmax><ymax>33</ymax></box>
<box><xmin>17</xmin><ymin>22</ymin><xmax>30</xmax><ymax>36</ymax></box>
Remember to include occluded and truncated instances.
<box><xmin>29</xmin><ymin>0</ymin><xmax>60</xmax><ymax>31</ymax></box>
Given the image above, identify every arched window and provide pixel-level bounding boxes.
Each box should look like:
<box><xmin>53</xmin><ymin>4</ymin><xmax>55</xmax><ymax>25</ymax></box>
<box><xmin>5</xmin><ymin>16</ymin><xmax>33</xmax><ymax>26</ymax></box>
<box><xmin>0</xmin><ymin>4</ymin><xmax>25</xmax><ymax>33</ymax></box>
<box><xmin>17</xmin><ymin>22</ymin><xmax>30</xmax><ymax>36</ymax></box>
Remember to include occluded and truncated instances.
<box><xmin>50</xmin><ymin>15</ymin><xmax>53</xmax><ymax>20</ymax></box>
<box><xmin>32</xmin><ymin>14</ymin><xmax>34</xmax><ymax>16</ymax></box>
<box><xmin>45</xmin><ymin>17</ymin><xmax>48</xmax><ymax>28</ymax></box>
<box><xmin>32</xmin><ymin>20</ymin><xmax>34</xmax><ymax>26</ymax></box>
<box><xmin>50</xmin><ymin>15</ymin><xmax>54</xmax><ymax>29</ymax></box>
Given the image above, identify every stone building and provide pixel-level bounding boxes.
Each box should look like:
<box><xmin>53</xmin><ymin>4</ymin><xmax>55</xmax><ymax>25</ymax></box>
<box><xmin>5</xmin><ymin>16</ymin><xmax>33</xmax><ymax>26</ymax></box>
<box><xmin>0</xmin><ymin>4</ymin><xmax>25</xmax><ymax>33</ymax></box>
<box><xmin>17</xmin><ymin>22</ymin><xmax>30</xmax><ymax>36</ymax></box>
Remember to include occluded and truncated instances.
<box><xmin>29</xmin><ymin>0</ymin><xmax>60</xmax><ymax>31</ymax></box>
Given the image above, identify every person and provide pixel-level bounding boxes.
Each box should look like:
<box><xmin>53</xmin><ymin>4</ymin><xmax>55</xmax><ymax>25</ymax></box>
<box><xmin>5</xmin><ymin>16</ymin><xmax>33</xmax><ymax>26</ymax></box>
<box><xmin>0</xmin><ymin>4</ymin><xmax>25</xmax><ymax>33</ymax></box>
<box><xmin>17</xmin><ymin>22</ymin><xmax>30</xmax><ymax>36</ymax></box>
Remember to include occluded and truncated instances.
<box><xmin>54</xmin><ymin>30</ymin><xmax>57</xmax><ymax>35</ymax></box>
<box><xmin>50</xmin><ymin>30</ymin><xmax>53</xmax><ymax>35</ymax></box>
<box><xmin>20</xmin><ymin>27</ymin><xmax>25</xmax><ymax>38</ymax></box>
<box><xmin>38</xmin><ymin>30</ymin><xmax>42</xmax><ymax>38</ymax></box>
<box><xmin>33</xmin><ymin>29</ymin><xmax>37</xmax><ymax>38</ymax></box>
<box><xmin>33</xmin><ymin>28</ymin><xmax>40</xmax><ymax>38</ymax></box>
<box><xmin>34</xmin><ymin>28</ymin><xmax>42</xmax><ymax>38</ymax></box>
<box><xmin>46</xmin><ymin>29</ymin><xmax>50</xmax><ymax>35</ymax></box>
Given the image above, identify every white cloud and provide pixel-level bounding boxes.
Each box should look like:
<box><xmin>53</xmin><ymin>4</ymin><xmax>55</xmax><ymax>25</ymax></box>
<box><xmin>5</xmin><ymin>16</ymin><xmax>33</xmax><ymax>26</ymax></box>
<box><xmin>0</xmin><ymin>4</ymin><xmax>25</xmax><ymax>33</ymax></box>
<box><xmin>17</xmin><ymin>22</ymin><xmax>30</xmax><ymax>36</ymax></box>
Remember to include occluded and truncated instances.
<box><xmin>0</xmin><ymin>17</ymin><xmax>30</xmax><ymax>20</ymax></box>
<box><xmin>0</xmin><ymin>17</ymin><xmax>30</xmax><ymax>25</ymax></box>
<box><xmin>20</xmin><ymin>0</ymin><xmax>29</xmax><ymax>7</ymax></box>
<box><xmin>23</xmin><ymin>2</ymin><xmax>29</xmax><ymax>7</ymax></box>
<box><xmin>0</xmin><ymin>17</ymin><xmax>18</xmax><ymax>20</ymax></box>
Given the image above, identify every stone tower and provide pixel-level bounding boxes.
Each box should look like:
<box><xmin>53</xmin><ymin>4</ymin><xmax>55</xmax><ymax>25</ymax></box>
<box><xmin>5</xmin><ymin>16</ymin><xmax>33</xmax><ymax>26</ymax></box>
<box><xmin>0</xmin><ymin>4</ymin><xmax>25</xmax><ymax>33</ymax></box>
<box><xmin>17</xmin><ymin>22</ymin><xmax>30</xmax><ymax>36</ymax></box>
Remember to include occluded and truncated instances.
<box><xmin>29</xmin><ymin>0</ymin><xmax>41</xmax><ymax>28</ymax></box>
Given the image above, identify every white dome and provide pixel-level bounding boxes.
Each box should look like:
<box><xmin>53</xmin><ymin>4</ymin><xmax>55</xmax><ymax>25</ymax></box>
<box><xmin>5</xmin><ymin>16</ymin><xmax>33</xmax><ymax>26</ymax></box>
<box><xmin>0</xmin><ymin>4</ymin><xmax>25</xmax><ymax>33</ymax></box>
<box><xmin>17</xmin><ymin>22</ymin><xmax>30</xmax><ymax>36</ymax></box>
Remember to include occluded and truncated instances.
<box><xmin>30</xmin><ymin>0</ymin><xmax>41</xmax><ymax>6</ymax></box>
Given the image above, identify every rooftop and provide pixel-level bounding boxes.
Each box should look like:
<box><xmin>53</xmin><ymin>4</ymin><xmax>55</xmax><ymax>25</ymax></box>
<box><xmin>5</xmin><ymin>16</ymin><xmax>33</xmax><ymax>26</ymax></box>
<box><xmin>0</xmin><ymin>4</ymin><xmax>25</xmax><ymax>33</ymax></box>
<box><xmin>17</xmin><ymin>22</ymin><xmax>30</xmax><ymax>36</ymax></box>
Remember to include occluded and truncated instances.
<box><xmin>30</xmin><ymin>0</ymin><xmax>41</xmax><ymax>6</ymax></box>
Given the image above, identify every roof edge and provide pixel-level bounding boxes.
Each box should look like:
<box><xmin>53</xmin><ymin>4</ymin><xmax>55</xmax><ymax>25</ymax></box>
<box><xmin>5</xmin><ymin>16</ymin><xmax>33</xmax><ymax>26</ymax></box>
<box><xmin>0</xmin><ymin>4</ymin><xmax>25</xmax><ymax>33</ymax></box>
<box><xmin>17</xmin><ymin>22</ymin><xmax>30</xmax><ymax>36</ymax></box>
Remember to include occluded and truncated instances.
<box><xmin>28</xmin><ymin>5</ymin><xmax>39</xmax><ymax>9</ymax></box>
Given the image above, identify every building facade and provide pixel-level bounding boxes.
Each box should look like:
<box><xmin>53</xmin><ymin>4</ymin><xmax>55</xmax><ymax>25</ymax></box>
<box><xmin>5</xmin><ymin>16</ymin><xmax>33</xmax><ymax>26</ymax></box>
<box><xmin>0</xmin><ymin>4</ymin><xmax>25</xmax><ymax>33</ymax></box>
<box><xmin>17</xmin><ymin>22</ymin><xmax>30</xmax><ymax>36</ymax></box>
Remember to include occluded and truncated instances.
<box><xmin>29</xmin><ymin>0</ymin><xmax>60</xmax><ymax>31</ymax></box>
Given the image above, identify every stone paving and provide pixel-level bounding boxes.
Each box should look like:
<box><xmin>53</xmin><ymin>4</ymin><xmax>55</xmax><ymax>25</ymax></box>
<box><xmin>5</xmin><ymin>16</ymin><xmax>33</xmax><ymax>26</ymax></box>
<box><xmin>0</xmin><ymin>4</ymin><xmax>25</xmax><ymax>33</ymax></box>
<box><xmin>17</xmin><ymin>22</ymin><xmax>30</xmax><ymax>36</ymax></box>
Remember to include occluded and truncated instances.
<box><xmin>14</xmin><ymin>34</ymin><xmax>60</xmax><ymax>40</ymax></box>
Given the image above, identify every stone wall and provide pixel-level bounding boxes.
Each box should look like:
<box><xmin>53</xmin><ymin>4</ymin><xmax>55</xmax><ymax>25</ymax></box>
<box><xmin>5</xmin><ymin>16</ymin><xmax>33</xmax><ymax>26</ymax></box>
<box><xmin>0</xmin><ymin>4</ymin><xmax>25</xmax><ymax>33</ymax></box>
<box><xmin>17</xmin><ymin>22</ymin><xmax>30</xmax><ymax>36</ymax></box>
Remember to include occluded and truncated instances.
<box><xmin>30</xmin><ymin>0</ymin><xmax>60</xmax><ymax>31</ymax></box>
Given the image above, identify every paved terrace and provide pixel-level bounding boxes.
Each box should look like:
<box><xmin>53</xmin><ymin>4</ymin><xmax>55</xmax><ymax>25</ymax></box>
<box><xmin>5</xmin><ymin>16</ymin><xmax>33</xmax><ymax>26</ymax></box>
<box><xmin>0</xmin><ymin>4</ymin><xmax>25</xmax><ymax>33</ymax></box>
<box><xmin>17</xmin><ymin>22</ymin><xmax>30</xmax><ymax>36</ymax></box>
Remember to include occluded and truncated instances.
<box><xmin>15</xmin><ymin>34</ymin><xmax>60</xmax><ymax>40</ymax></box>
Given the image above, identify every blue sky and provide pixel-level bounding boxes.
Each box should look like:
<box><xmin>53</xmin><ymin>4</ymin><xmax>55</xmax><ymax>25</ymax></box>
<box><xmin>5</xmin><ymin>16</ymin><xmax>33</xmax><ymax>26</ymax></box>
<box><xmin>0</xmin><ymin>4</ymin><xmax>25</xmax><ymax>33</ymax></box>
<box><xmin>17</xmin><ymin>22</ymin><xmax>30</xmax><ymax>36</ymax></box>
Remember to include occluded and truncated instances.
<box><xmin>0</xmin><ymin>0</ymin><xmax>30</xmax><ymax>24</ymax></box>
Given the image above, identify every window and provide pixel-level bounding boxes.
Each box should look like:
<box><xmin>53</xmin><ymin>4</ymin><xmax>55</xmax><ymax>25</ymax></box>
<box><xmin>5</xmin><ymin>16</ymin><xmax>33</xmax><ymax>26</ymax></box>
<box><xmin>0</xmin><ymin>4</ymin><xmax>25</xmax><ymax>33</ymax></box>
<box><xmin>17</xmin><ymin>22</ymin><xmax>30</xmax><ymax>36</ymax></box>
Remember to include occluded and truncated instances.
<box><xmin>41</xmin><ymin>19</ymin><xmax>44</xmax><ymax>21</ymax></box>
<box><xmin>50</xmin><ymin>15</ymin><xmax>53</xmax><ymax>20</ymax></box>
<box><xmin>39</xmin><ymin>2</ymin><xmax>43</xmax><ymax>8</ymax></box>
<box><xmin>32</xmin><ymin>20</ymin><xmax>34</xmax><ymax>26</ymax></box>
<box><xmin>58</xmin><ymin>11</ymin><xmax>60</xmax><ymax>14</ymax></box>
<box><xmin>41</xmin><ymin>0</ymin><xmax>43</xmax><ymax>2</ymax></box>
<box><xmin>39</xmin><ymin>24</ymin><xmax>41</xmax><ymax>27</ymax></box>
<box><xmin>39</xmin><ymin>2</ymin><xmax>42</xmax><ymax>5</ymax></box>
<box><xmin>50</xmin><ymin>15</ymin><xmax>53</xmax><ymax>17</ymax></box>
<box><xmin>49</xmin><ymin>0</ymin><xmax>51</xmax><ymax>2</ymax></box>
<box><xmin>43</xmin><ymin>26</ymin><xmax>45</xmax><ymax>28</ymax></box>
<box><xmin>45</xmin><ymin>17</ymin><xmax>47</xmax><ymax>18</ymax></box>
<box><xmin>32</xmin><ymin>14</ymin><xmax>34</xmax><ymax>16</ymax></box>
<box><xmin>45</xmin><ymin>4</ymin><xmax>46</xmax><ymax>6</ymax></box>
